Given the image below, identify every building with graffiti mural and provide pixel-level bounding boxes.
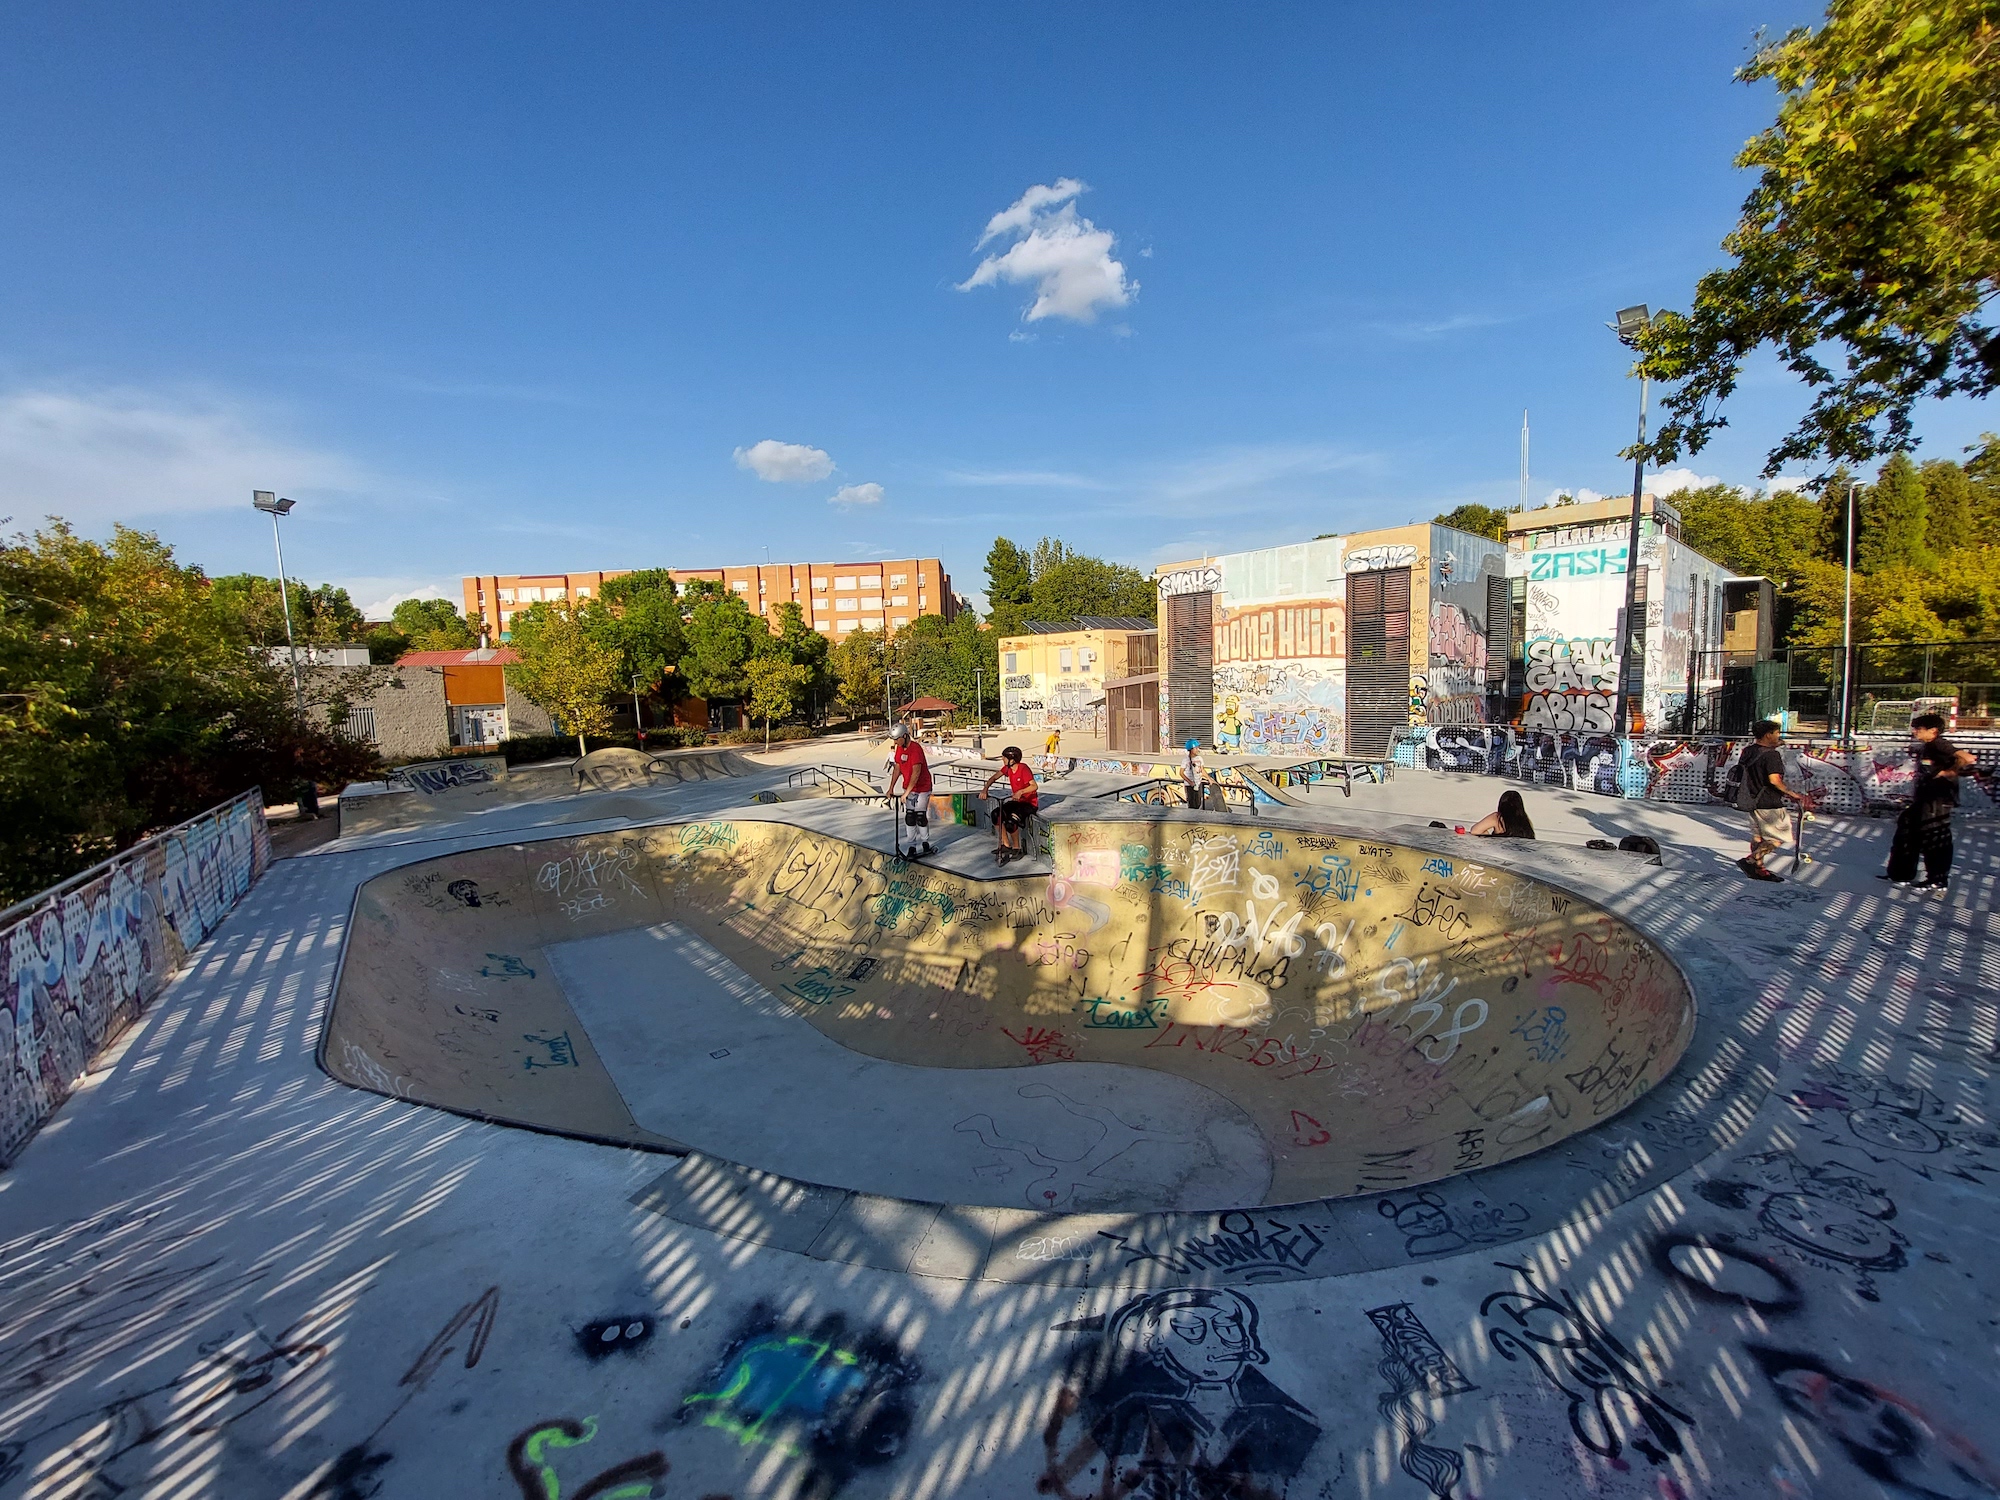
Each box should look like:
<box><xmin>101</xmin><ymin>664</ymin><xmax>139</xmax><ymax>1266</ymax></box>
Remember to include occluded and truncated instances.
<box><xmin>997</xmin><ymin>619</ymin><xmax>1157</xmax><ymax>753</ymax></box>
<box><xmin>1155</xmin><ymin>523</ymin><xmax>1508</xmax><ymax>758</ymax></box>
<box><xmin>1503</xmin><ymin>494</ymin><xmax>1734</xmax><ymax>735</ymax></box>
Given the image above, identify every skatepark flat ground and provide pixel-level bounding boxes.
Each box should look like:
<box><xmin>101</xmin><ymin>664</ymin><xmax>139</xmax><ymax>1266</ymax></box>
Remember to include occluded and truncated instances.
<box><xmin>1</xmin><ymin>741</ymin><xmax>1994</xmax><ymax>1500</ymax></box>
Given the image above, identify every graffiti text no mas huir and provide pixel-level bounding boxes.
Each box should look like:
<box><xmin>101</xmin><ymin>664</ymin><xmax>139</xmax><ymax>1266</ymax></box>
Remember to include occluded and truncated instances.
<box><xmin>1527</xmin><ymin>544</ymin><xmax>1627</xmax><ymax>580</ymax></box>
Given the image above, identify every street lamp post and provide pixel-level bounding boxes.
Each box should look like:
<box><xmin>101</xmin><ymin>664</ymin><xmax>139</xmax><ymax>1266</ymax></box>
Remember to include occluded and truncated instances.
<box><xmin>252</xmin><ymin>490</ymin><xmax>315</xmax><ymax>817</ymax></box>
<box><xmin>631</xmin><ymin>673</ymin><xmax>647</xmax><ymax>747</ymax></box>
<box><xmin>1841</xmin><ymin>479</ymin><xmax>1859</xmax><ymax>744</ymax></box>
<box><xmin>1610</xmin><ymin>306</ymin><xmax>1651</xmax><ymax>738</ymax></box>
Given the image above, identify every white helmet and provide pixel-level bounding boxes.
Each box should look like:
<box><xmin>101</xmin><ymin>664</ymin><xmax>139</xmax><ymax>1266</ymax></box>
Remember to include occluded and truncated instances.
<box><xmin>891</xmin><ymin>724</ymin><xmax>910</xmax><ymax>740</ymax></box>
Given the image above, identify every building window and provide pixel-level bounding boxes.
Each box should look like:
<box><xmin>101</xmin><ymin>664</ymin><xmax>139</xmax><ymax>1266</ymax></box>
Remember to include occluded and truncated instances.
<box><xmin>836</xmin><ymin>598</ymin><xmax>858</xmax><ymax>611</ymax></box>
<box><xmin>813</xmin><ymin>597</ymin><xmax>829</xmax><ymax>611</ymax></box>
<box><xmin>498</xmin><ymin>588</ymin><xmax>515</xmax><ymax>603</ymax></box>
<box><xmin>343</xmin><ymin>705</ymin><xmax>378</xmax><ymax>742</ymax></box>
<box><xmin>1004</xmin><ymin>652</ymin><xmax>1017</xmax><ymax>672</ymax></box>
<box><xmin>813</xmin><ymin>578</ymin><xmax>827</xmax><ymax>591</ymax></box>
<box><xmin>1060</xmin><ymin>648</ymin><xmax>1074</xmax><ymax>672</ymax></box>
<box><xmin>889</xmin><ymin>573</ymin><xmax>907</xmax><ymax>587</ymax></box>
<box><xmin>862</xmin><ymin>596</ymin><xmax>882</xmax><ymax>609</ymax></box>
<box><xmin>892</xmin><ymin>616</ymin><xmax>909</xmax><ymax>628</ymax></box>
<box><xmin>732</xmin><ymin>580</ymin><xmax>748</xmax><ymax>592</ymax></box>
<box><xmin>817</xmin><ymin>622</ymin><xmax>831</xmax><ymax>632</ymax></box>
<box><xmin>891</xmin><ymin>594</ymin><xmax>908</xmax><ymax>606</ymax></box>
<box><xmin>838</xmin><ymin>619</ymin><xmax>858</xmax><ymax>632</ymax></box>
<box><xmin>835</xmin><ymin>577</ymin><xmax>857</xmax><ymax>590</ymax></box>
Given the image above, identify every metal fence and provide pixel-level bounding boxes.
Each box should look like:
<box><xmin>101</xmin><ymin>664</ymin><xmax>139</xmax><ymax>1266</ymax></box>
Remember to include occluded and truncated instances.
<box><xmin>1678</xmin><ymin>639</ymin><xmax>2000</xmax><ymax>737</ymax></box>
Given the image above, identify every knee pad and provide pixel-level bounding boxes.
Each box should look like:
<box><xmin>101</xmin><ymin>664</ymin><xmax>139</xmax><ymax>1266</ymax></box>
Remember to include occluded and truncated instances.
<box><xmin>905</xmin><ymin>810</ymin><xmax>924</xmax><ymax>826</ymax></box>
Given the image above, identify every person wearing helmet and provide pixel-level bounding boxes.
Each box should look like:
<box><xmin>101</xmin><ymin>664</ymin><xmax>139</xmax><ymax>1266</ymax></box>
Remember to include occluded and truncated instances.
<box><xmin>981</xmin><ymin>746</ymin><xmax>1040</xmax><ymax>863</ymax></box>
<box><xmin>887</xmin><ymin>724</ymin><xmax>935</xmax><ymax>856</ymax></box>
<box><xmin>1181</xmin><ymin>739</ymin><xmax>1207</xmax><ymax>809</ymax></box>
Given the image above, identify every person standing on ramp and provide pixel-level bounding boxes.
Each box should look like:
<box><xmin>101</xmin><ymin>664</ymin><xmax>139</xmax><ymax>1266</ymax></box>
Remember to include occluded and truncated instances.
<box><xmin>887</xmin><ymin>724</ymin><xmax>935</xmax><ymax>858</ymax></box>
<box><xmin>1881</xmin><ymin>711</ymin><xmax>1972</xmax><ymax>893</ymax></box>
<box><xmin>1733</xmin><ymin>720</ymin><xmax>1814</xmax><ymax>881</ymax></box>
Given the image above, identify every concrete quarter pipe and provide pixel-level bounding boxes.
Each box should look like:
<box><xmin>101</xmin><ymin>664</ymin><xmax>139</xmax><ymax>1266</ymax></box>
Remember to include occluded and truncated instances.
<box><xmin>323</xmin><ymin>808</ymin><xmax>1694</xmax><ymax>1213</ymax></box>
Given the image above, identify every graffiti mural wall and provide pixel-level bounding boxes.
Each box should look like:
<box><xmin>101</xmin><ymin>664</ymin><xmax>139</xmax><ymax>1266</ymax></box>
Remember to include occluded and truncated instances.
<box><xmin>1208</xmin><ymin>538</ymin><xmax>1350</xmax><ymax>756</ymax></box>
<box><xmin>1426</xmin><ymin>528</ymin><xmax>1507</xmax><ymax>727</ymax></box>
<box><xmin>0</xmin><ymin>790</ymin><xmax>270</xmax><ymax>1164</ymax></box>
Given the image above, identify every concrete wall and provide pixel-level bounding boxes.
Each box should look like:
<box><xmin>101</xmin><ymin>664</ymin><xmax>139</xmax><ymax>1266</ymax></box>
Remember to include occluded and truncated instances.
<box><xmin>1</xmin><ymin>791</ymin><xmax>270</xmax><ymax>1164</ymax></box>
<box><xmin>317</xmin><ymin>666</ymin><xmax>557</xmax><ymax>761</ymax></box>
<box><xmin>998</xmin><ymin>628</ymin><xmax>1144</xmax><ymax>750</ymax></box>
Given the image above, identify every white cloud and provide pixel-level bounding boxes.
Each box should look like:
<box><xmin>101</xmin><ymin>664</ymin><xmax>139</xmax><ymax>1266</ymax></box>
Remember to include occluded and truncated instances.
<box><xmin>338</xmin><ymin>577</ymin><xmax>462</xmax><ymax>620</ymax></box>
<box><xmin>0</xmin><ymin>386</ymin><xmax>361</xmax><ymax>526</ymax></box>
<box><xmin>828</xmin><ymin>482</ymin><xmax>884</xmax><ymax>509</ymax></box>
<box><xmin>733</xmin><ymin>439</ymin><xmax>834</xmax><ymax>483</ymax></box>
<box><xmin>1642</xmin><ymin>467</ymin><xmax>1721</xmax><ymax>496</ymax></box>
<box><xmin>958</xmin><ymin>179</ymin><xmax>1136</xmax><ymax>325</ymax></box>
<box><xmin>1540</xmin><ymin>487</ymin><xmax>1609</xmax><ymax>507</ymax></box>
<box><xmin>1766</xmin><ymin>475</ymin><xmax>1813</xmax><ymax>494</ymax></box>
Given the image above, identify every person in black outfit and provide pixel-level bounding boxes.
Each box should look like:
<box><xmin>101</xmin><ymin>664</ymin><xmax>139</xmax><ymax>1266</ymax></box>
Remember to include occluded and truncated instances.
<box><xmin>1882</xmin><ymin>712</ymin><xmax>1974</xmax><ymax>893</ymax></box>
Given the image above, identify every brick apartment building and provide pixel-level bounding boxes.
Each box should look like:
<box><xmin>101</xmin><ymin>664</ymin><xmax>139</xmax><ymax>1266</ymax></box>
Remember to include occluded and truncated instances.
<box><xmin>462</xmin><ymin>559</ymin><xmax>957</xmax><ymax>643</ymax></box>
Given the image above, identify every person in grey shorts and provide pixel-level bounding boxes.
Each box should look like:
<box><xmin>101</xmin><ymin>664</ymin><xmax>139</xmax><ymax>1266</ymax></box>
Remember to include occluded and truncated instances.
<box><xmin>1734</xmin><ymin>719</ymin><xmax>1814</xmax><ymax>881</ymax></box>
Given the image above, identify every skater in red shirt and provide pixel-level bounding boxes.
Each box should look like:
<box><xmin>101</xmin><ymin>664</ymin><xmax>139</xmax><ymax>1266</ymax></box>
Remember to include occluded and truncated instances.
<box><xmin>887</xmin><ymin>724</ymin><xmax>935</xmax><ymax>857</ymax></box>
<box><xmin>981</xmin><ymin>746</ymin><xmax>1040</xmax><ymax>864</ymax></box>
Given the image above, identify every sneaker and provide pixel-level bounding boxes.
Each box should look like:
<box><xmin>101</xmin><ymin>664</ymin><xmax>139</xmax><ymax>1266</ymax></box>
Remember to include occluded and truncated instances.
<box><xmin>1914</xmin><ymin>880</ymin><xmax>1949</xmax><ymax>895</ymax></box>
<box><xmin>1738</xmin><ymin>857</ymin><xmax>1783</xmax><ymax>882</ymax></box>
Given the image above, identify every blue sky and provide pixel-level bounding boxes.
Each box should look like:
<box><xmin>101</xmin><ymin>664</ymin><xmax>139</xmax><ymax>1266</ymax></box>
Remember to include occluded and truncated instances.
<box><xmin>2</xmin><ymin>1</ymin><xmax>1990</xmax><ymax>617</ymax></box>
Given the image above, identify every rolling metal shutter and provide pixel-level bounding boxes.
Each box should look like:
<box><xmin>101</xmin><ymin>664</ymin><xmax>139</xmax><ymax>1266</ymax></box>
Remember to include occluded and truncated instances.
<box><xmin>1346</xmin><ymin>567</ymin><xmax>1411</xmax><ymax>756</ymax></box>
<box><xmin>1165</xmin><ymin>591</ymin><xmax>1214</xmax><ymax>746</ymax></box>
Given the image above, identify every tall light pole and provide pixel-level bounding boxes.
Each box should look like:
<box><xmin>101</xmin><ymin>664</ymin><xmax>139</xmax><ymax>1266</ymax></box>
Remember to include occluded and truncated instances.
<box><xmin>1610</xmin><ymin>306</ymin><xmax>1651</xmax><ymax>737</ymax></box>
<box><xmin>631</xmin><ymin>672</ymin><xmax>647</xmax><ymax>746</ymax></box>
<box><xmin>1841</xmin><ymin>478</ymin><xmax>1859</xmax><ymax>744</ymax></box>
<box><xmin>252</xmin><ymin>491</ymin><xmax>307</xmax><ymax>723</ymax></box>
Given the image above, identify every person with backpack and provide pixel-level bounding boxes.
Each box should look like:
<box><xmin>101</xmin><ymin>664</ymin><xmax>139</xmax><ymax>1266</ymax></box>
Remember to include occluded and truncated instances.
<box><xmin>1729</xmin><ymin>720</ymin><xmax>1814</xmax><ymax>881</ymax></box>
<box><xmin>1880</xmin><ymin>711</ymin><xmax>1974</xmax><ymax>893</ymax></box>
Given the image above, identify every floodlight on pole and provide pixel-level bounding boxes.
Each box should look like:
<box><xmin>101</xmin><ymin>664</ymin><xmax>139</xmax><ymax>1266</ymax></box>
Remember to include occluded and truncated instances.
<box><xmin>251</xmin><ymin>491</ymin><xmax>308</xmax><ymax>725</ymax></box>
<box><xmin>1607</xmin><ymin>305</ymin><xmax>1651</xmax><ymax>737</ymax></box>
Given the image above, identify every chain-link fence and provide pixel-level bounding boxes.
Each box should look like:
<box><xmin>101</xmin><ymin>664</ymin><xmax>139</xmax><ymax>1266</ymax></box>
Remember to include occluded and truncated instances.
<box><xmin>1679</xmin><ymin>639</ymin><xmax>2000</xmax><ymax>737</ymax></box>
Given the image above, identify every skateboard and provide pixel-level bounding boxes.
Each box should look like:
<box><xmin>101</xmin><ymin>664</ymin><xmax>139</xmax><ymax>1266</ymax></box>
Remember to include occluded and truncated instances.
<box><xmin>1794</xmin><ymin>806</ymin><xmax>1814</xmax><ymax>866</ymax></box>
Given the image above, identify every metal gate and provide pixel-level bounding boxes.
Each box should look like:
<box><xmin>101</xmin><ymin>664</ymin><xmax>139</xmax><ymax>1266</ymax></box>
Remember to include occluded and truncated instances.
<box><xmin>1347</xmin><ymin>567</ymin><xmax>1411</xmax><ymax>756</ymax></box>
<box><xmin>1165</xmin><ymin>591</ymin><xmax>1214</xmax><ymax>746</ymax></box>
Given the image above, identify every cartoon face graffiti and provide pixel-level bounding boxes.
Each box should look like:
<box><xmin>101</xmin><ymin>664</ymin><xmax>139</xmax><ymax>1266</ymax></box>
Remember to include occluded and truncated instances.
<box><xmin>1049</xmin><ymin>1288</ymin><xmax>1322</xmax><ymax>1495</ymax></box>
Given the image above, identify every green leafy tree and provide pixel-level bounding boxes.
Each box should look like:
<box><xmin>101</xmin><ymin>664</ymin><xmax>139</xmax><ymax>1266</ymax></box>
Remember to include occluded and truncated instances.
<box><xmin>1028</xmin><ymin>553</ymin><xmax>1156</xmax><ymax>624</ymax></box>
<box><xmin>1635</xmin><ymin>0</ymin><xmax>2000</xmax><ymax>472</ymax></box>
<box><xmin>1433</xmin><ymin>503</ymin><xmax>1511</xmax><ymax>541</ymax></box>
<box><xmin>1858</xmin><ymin>453</ymin><xmax>1932</xmax><ymax>571</ymax></box>
<box><xmin>770</xmin><ymin>601</ymin><xmax>832</xmax><ymax>717</ymax></box>
<box><xmin>505</xmin><ymin>600</ymin><xmax>623</xmax><ymax>757</ymax></box>
<box><xmin>0</xmin><ymin>523</ymin><xmax>378</xmax><ymax>902</ymax></box>
<box><xmin>365</xmin><ymin>626</ymin><xmax>412</xmax><ymax>663</ymax></box>
<box><xmin>830</xmin><ymin>626</ymin><xmax>888</xmax><ymax>718</ymax></box>
<box><xmin>1921</xmin><ymin>458</ymin><xmax>1976</xmax><ymax>552</ymax></box>
<box><xmin>887</xmin><ymin>612</ymin><xmax>1000</xmax><ymax>721</ymax></box>
<box><xmin>984</xmin><ymin>538</ymin><xmax>1034</xmax><ymax>634</ymax></box>
<box><xmin>211</xmin><ymin>574</ymin><xmax>367</xmax><ymax>647</ymax></box>
<box><xmin>390</xmin><ymin>597</ymin><xmax>478</xmax><ymax>651</ymax></box>
<box><xmin>588</xmin><ymin>569</ymin><xmax>685</xmax><ymax>697</ymax></box>
<box><xmin>743</xmin><ymin>656</ymin><xmax>811</xmax><ymax>750</ymax></box>
<box><xmin>678</xmin><ymin>590</ymin><xmax>762</xmax><ymax>704</ymax></box>
<box><xmin>1029</xmin><ymin>536</ymin><xmax>1071</xmax><ymax>580</ymax></box>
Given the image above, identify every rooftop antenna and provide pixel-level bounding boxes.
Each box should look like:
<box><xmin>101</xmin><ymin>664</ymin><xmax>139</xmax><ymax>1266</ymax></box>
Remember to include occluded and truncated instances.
<box><xmin>1519</xmin><ymin>409</ymin><xmax>1529</xmax><ymax>512</ymax></box>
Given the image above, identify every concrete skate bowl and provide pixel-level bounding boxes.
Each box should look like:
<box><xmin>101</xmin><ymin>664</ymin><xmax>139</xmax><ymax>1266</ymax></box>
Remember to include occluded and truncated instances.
<box><xmin>324</xmin><ymin>813</ymin><xmax>1697</xmax><ymax>1219</ymax></box>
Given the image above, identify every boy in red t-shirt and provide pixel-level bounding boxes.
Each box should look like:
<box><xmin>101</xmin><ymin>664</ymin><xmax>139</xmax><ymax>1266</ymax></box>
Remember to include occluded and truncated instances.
<box><xmin>980</xmin><ymin>746</ymin><xmax>1040</xmax><ymax>863</ymax></box>
<box><xmin>887</xmin><ymin>724</ymin><xmax>935</xmax><ymax>856</ymax></box>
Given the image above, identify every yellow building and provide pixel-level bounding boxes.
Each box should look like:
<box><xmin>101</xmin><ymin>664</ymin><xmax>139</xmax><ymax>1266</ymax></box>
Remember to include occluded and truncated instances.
<box><xmin>998</xmin><ymin>618</ymin><xmax>1158</xmax><ymax>754</ymax></box>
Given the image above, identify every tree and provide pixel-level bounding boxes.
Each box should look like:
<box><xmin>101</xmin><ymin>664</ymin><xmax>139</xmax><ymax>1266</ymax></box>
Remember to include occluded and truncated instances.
<box><xmin>588</xmin><ymin>570</ymin><xmax>685</xmax><ymax>696</ymax></box>
<box><xmin>887</xmin><ymin>612</ymin><xmax>1000</xmax><ymax>721</ymax></box>
<box><xmin>390</xmin><ymin>597</ymin><xmax>477</xmax><ymax>651</ymax></box>
<box><xmin>1634</xmin><ymin>0</ymin><xmax>2000</xmax><ymax>472</ymax></box>
<box><xmin>678</xmin><ymin>591</ymin><xmax>762</xmax><ymax>703</ymax></box>
<box><xmin>211</xmin><ymin>573</ymin><xmax>367</xmax><ymax>647</ymax></box>
<box><xmin>505</xmin><ymin>600</ymin><xmax>623</xmax><ymax>757</ymax></box>
<box><xmin>830</xmin><ymin>627</ymin><xmax>888</xmax><ymax>718</ymax></box>
<box><xmin>1858</xmin><ymin>453</ymin><xmax>1932</xmax><ymax>571</ymax></box>
<box><xmin>0</xmin><ymin>523</ymin><xmax>378</xmax><ymax>903</ymax></box>
<box><xmin>1433</xmin><ymin>503</ymin><xmax>1510</xmax><ymax>541</ymax></box>
<box><xmin>1027</xmin><ymin>553</ymin><xmax>1156</xmax><ymax>624</ymax></box>
<box><xmin>1029</xmin><ymin>536</ymin><xmax>1071</xmax><ymax>580</ymax></box>
<box><xmin>984</xmin><ymin>538</ymin><xmax>1034</xmax><ymax>634</ymax></box>
<box><xmin>1921</xmin><ymin>458</ymin><xmax>1976</xmax><ymax>552</ymax></box>
<box><xmin>743</xmin><ymin>656</ymin><xmax>811</xmax><ymax>750</ymax></box>
<box><xmin>769</xmin><ymin>601</ymin><xmax>832</xmax><ymax>717</ymax></box>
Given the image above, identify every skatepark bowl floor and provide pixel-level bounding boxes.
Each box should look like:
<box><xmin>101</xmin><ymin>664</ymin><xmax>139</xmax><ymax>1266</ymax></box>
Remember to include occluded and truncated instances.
<box><xmin>2</xmin><ymin>738</ymin><xmax>1995</xmax><ymax>1500</ymax></box>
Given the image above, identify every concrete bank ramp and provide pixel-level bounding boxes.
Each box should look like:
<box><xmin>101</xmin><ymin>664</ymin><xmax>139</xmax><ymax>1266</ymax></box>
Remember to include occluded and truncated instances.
<box><xmin>324</xmin><ymin>812</ymin><xmax>1695</xmax><ymax>1211</ymax></box>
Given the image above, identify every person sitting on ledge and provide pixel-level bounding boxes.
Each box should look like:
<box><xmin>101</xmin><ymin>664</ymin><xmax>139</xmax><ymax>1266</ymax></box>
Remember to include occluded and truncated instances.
<box><xmin>1467</xmin><ymin>788</ymin><xmax>1536</xmax><ymax>839</ymax></box>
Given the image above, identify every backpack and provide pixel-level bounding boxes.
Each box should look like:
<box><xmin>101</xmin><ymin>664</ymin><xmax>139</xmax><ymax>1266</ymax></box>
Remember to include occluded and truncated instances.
<box><xmin>1725</xmin><ymin>747</ymin><xmax>1760</xmax><ymax>811</ymax></box>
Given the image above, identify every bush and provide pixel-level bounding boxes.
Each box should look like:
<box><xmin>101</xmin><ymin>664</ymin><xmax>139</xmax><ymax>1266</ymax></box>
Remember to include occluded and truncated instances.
<box><xmin>717</xmin><ymin>725</ymin><xmax>814</xmax><ymax>745</ymax></box>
